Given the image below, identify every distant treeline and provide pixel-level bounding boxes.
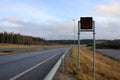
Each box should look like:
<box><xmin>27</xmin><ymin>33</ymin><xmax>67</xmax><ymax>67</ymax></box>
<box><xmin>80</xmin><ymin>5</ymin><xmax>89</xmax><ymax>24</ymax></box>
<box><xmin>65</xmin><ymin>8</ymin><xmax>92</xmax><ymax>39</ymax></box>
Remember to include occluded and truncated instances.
<box><xmin>96</xmin><ymin>40</ymin><xmax>120</xmax><ymax>49</ymax></box>
<box><xmin>47</xmin><ymin>40</ymin><xmax>76</xmax><ymax>44</ymax></box>
<box><xmin>0</xmin><ymin>32</ymin><xmax>45</xmax><ymax>45</ymax></box>
<box><xmin>47</xmin><ymin>39</ymin><xmax>93</xmax><ymax>45</ymax></box>
<box><xmin>48</xmin><ymin>39</ymin><xmax>120</xmax><ymax>49</ymax></box>
<box><xmin>85</xmin><ymin>39</ymin><xmax>120</xmax><ymax>49</ymax></box>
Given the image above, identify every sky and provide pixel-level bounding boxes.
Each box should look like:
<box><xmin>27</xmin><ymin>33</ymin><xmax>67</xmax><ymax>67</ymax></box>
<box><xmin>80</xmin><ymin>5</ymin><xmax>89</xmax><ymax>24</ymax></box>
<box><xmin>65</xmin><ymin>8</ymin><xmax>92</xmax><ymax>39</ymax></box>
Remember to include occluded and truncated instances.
<box><xmin>0</xmin><ymin>0</ymin><xmax>120</xmax><ymax>40</ymax></box>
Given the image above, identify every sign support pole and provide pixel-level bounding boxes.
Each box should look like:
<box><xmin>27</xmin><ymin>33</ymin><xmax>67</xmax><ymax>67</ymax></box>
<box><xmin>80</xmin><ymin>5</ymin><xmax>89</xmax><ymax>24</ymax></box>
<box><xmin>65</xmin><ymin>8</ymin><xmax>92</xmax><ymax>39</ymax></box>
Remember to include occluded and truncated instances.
<box><xmin>93</xmin><ymin>21</ymin><xmax>96</xmax><ymax>80</ymax></box>
<box><xmin>78</xmin><ymin>21</ymin><xmax>80</xmax><ymax>69</ymax></box>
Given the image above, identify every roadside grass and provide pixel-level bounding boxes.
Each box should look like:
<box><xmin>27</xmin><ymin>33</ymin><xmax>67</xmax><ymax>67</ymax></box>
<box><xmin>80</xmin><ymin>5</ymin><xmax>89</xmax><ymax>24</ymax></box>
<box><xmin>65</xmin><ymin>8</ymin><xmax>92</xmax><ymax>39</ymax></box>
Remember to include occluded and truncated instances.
<box><xmin>0</xmin><ymin>50</ymin><xmax>37</xmax><ymax>55</ymax></box>
<box><xmin>65</xmin><ymin>47</ymin><xmax>120</xmax><ymax>80</ymax></box>
<box><xmin>0</xmin><ymin>43</ymin><xmax>72</xmax><ymax>48</ymax></box>
<box><xmin>0</xmin><ymin>43</ymin><xmax>69</xmax><ymax>55</ymax></box>
<box><xmin>0</xmin><ymin>43</ymin><xmax>32</xmax><ymax>48</ymax></box>
<box><xmin>0</xmin><ymin>47</ymin><xmax>52</xmax><ymax>55</ymax></box>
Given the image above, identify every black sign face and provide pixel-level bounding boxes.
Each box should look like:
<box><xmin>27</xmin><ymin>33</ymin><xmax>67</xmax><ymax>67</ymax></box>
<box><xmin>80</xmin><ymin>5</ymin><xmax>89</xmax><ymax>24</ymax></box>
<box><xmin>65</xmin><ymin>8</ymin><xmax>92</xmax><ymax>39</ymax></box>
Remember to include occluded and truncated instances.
<box><xmin>81</xmin><ymin>17</ymin><xmax>93</xmax><ymax>29</ymax></box>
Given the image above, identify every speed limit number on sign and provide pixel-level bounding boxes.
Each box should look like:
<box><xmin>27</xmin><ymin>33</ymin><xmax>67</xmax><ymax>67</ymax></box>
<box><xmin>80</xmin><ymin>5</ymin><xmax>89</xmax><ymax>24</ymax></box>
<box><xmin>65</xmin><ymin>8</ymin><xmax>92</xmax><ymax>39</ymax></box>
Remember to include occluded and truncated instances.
<box><xmin>80</xmin><ymin>17</ymin><xmax>93</xmax><ymax>29</ymax></box>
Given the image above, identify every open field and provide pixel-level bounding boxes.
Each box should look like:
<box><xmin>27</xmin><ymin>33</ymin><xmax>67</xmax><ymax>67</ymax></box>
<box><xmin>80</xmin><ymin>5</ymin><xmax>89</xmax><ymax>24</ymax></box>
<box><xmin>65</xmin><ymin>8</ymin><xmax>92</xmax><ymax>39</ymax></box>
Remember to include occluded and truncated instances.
<box><xmin>0</xmin><ymin>44</ymin><xmax>45</xmax><ymax>55</ymax></box>
<box><xmin>0</xmin><ymin>43</ymin><xmax>73</xmax><ymax>55</ymax></box>
<box><xmin>55</xmin><ymin>47</ymin><xmax>120</xmax><ymax>80</ymax></box>
<box><xmin>0</xmin><ymin>50</ymin><xmax>39</xmax><ymax>55</ymax></box>
<box><xmin>0</xmin><ymin>43</ymin><xmax>74</xmax><ymax>48</ymax></box>
<box><xmin>0</xmin><ymin>43</ymin><xmax>48</xmax><ymax>49</ymax></box>
<box><xmin>0</xmin><ymin>43</ymin><xmax>29</xmax><ymax>48</ymax></box>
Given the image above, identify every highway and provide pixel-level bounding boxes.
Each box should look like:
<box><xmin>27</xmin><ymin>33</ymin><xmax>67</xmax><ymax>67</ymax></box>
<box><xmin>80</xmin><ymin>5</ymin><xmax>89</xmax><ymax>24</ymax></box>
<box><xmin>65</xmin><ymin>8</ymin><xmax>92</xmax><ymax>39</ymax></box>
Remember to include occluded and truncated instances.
<box><xmin>97</xmin><ymin>49</ymin><xmax>120</xmax><ymax>61</ymax></box>
<box><xmin>0</xmin><ymin>47</ymin><xmax>70</xmax><ymax>80</ymax></box>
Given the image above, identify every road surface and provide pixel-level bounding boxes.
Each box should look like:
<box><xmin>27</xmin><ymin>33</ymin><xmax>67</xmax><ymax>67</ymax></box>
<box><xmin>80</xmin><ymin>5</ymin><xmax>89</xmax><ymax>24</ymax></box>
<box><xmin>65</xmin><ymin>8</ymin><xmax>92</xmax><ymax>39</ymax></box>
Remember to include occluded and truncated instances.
<box><xmin>97</xmin><ymin>49</ymin><xmax>120</xmax><ymax>61</ymax></box>
<box><xmin>0</xmin><ymin>47</ymin><xmax>70</xmax><ymax>80</ymax></box>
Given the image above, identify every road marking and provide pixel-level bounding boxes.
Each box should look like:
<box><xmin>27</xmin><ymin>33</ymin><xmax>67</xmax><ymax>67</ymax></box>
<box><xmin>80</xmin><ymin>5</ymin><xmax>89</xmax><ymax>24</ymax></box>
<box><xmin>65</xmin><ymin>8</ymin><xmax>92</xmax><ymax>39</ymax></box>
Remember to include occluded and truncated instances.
<box><xmin>9</xmin><ymin>53</ymin><xmax>60</xmax><ymax>80</ymax></box>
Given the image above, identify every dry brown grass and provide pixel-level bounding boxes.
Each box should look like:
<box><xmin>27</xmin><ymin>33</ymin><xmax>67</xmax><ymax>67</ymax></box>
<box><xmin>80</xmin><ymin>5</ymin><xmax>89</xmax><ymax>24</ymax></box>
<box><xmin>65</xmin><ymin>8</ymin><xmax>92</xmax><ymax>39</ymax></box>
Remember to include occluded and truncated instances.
<box><xmin>0</xmin><ymin>43</ymin><xmax>29</xmax><ymax>48</ymax></box>
<box><xmin>0</xmin><ymin>44</ymin><xmax>39</xmax><ymax>55</ymax></box>
<box><xmin>0</xmin><ymin>50</ymin><xmax>37</xmax><ymax>55</ymax></box>
<box><xmin>65</xmin><ymin>47</ymin><xmax>120</xmax><ymax>80</ymax></box>
<box><xmin>0</xmin><ymin>44</ymin><xmax>66</xmax><ymax>55</ymax></box>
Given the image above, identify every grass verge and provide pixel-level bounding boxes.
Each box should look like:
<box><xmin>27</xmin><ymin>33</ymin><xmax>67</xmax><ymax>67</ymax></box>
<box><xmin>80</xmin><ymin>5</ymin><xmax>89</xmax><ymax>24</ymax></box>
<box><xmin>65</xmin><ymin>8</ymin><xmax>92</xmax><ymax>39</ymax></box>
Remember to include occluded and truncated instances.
<box><xmin>65</xmin><ymin>47</ymin><xmax>120</xmax><ymax>80</ymax></box>
<box><xmin>0</xmin><ymin>50</ymin><xmax>38</xmax><ymax>55</ymax></box>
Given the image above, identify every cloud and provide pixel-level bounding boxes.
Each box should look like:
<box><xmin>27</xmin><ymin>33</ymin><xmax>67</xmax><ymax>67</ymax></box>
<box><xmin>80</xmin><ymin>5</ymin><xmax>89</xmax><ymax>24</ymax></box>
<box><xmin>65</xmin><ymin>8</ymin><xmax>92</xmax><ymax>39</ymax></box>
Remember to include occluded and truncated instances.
<box><xmin>93</xmin><ymin>2</ymin><xmax>120</xmax><ymax>17</ymax></box>
<box><xmin>0</xmin><ymin>17</ymin><xmax>25</xmax><ymax>25</ymax></box>
<box><xmin>0</xmin><ymin>17</ymin><xmax>76</xmax><ymax>40</ymax></box>
<box><xmin>0</xmin><ymin>1</ymin><xmax>60</xmax><ymax>22</ymax></box>
<box><xmin>92</xmin><ymin>1</ymin><xmax>120</xmax><ymax>40</ymax></box>
<box><xmin>96</xmin><ymin>21</ymin><xmax>120</xmax><ymax>40</ymax></box>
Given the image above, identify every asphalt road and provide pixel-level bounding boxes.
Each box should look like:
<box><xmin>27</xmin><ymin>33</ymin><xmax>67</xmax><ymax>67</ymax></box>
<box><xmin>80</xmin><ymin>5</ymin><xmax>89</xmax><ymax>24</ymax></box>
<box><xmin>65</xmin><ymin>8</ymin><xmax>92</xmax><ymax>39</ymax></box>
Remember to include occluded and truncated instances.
<box><xmin>0</xmin><ymin>47</ymin><xmax>70</xmax><ymax>80</ymax></box>
<box><xmin>97</xmin><ymin>49</ymin><xmax>120</xmax><ymax>61</ymax></box>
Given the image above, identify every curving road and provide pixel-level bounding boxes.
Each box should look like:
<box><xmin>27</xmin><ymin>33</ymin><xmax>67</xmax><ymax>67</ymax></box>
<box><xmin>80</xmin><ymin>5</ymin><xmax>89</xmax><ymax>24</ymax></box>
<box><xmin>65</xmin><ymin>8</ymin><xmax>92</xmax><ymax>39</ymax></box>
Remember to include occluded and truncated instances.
<box><xmin>0</xmin><ymin>47</ymin><xmax>70</xmax><ymax>80</ymax></box>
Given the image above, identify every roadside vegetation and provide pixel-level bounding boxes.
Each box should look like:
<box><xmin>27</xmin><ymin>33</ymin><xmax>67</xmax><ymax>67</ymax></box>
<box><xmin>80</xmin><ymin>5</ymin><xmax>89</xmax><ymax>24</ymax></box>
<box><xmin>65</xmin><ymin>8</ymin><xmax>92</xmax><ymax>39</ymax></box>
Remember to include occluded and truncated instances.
<box><xmin>96</xmin><ymin>40</ymin><xmax>120</xmax><ymax>49</ymax></box>
<box><xmin>0</xmin><ymin>43</ymin><xmax>58</xmax><ymax>55</ymax></box>
<box><xmin>0</xmin><ymin>32</ymin><xmax>45</xmax><ymax>45</ymax></box>
<box><xmin>86</xmin><ymin>39</ymin><xmax>120</xmax><ymax>49</ymax></box>
<box><xmin>65</xmin><ymin>47</ymin><xmax>120</xmax><ymax>80</ymax></box>
<box><xmin>0</xmin><ymin>50</ymin><xmax>35</xmax><ymax>55</ymax></box>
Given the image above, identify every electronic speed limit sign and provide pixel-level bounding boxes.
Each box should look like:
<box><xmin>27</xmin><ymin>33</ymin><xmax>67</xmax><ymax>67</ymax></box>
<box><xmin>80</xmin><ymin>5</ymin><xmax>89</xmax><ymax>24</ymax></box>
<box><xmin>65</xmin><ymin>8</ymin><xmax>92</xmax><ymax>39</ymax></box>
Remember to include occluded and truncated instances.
<box><xmin>78</xmin><ymin>17</ymin><xmax>95</xmax><ymax>80</ymax></box>
<box><xmin>80</xmin><ymin>17</ymin><xmax>93</xmax><ymax>29</ymax></box>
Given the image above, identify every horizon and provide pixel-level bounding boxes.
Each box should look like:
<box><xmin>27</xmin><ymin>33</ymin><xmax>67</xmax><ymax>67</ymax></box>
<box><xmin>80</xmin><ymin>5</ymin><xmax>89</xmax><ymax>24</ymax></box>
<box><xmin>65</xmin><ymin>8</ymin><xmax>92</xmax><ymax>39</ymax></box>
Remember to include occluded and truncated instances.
<box><xmin>0</xmin><ymin>31</ymin><xmax>119</xmax><ymax>40</ymax></box>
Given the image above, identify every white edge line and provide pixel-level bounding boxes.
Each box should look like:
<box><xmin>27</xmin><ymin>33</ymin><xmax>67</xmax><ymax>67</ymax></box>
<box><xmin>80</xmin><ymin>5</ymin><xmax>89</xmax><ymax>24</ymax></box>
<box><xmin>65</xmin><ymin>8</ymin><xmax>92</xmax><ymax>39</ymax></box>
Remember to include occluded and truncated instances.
<box><xmin>9</xmin><ymin>53</ymin><xmax>60</xmax><ymax>80</ymax></box>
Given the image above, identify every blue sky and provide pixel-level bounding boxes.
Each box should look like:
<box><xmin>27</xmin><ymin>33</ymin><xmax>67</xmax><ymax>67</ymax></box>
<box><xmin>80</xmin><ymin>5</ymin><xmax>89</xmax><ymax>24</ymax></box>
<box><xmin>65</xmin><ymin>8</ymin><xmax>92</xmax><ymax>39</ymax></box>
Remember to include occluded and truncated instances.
<box><xmin>0</xmin><ymin>0</ymin><xmax>120</xmax><ymax>40</ymax></box>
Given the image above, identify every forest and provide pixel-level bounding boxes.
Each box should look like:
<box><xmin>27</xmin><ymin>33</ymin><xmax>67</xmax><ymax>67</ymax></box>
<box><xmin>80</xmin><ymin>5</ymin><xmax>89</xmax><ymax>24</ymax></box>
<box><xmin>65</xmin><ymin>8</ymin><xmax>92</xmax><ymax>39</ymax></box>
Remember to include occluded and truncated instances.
<box><xmin>0</xmin><ymin>32</ymin><xmax>45</xmax><ymax>45</ymax></box>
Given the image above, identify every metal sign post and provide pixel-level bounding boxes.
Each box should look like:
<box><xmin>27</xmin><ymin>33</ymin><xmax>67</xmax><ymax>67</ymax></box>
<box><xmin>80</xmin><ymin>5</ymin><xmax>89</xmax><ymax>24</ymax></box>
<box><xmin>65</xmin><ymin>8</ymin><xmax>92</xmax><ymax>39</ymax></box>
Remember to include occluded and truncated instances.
<box><xmin>78</xmin><ymin>21</ymin><xmax>80</xmax><ymax>69</ymax></box>
<box><xmin>78</xmin><ymin>17</ymin><xmax>96</xmax><ymax>80</ymax></box>
<box><xmin>93</xmin><ymin>21</ymin><xmax>96</xmax><ymax>80</ymax></box>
